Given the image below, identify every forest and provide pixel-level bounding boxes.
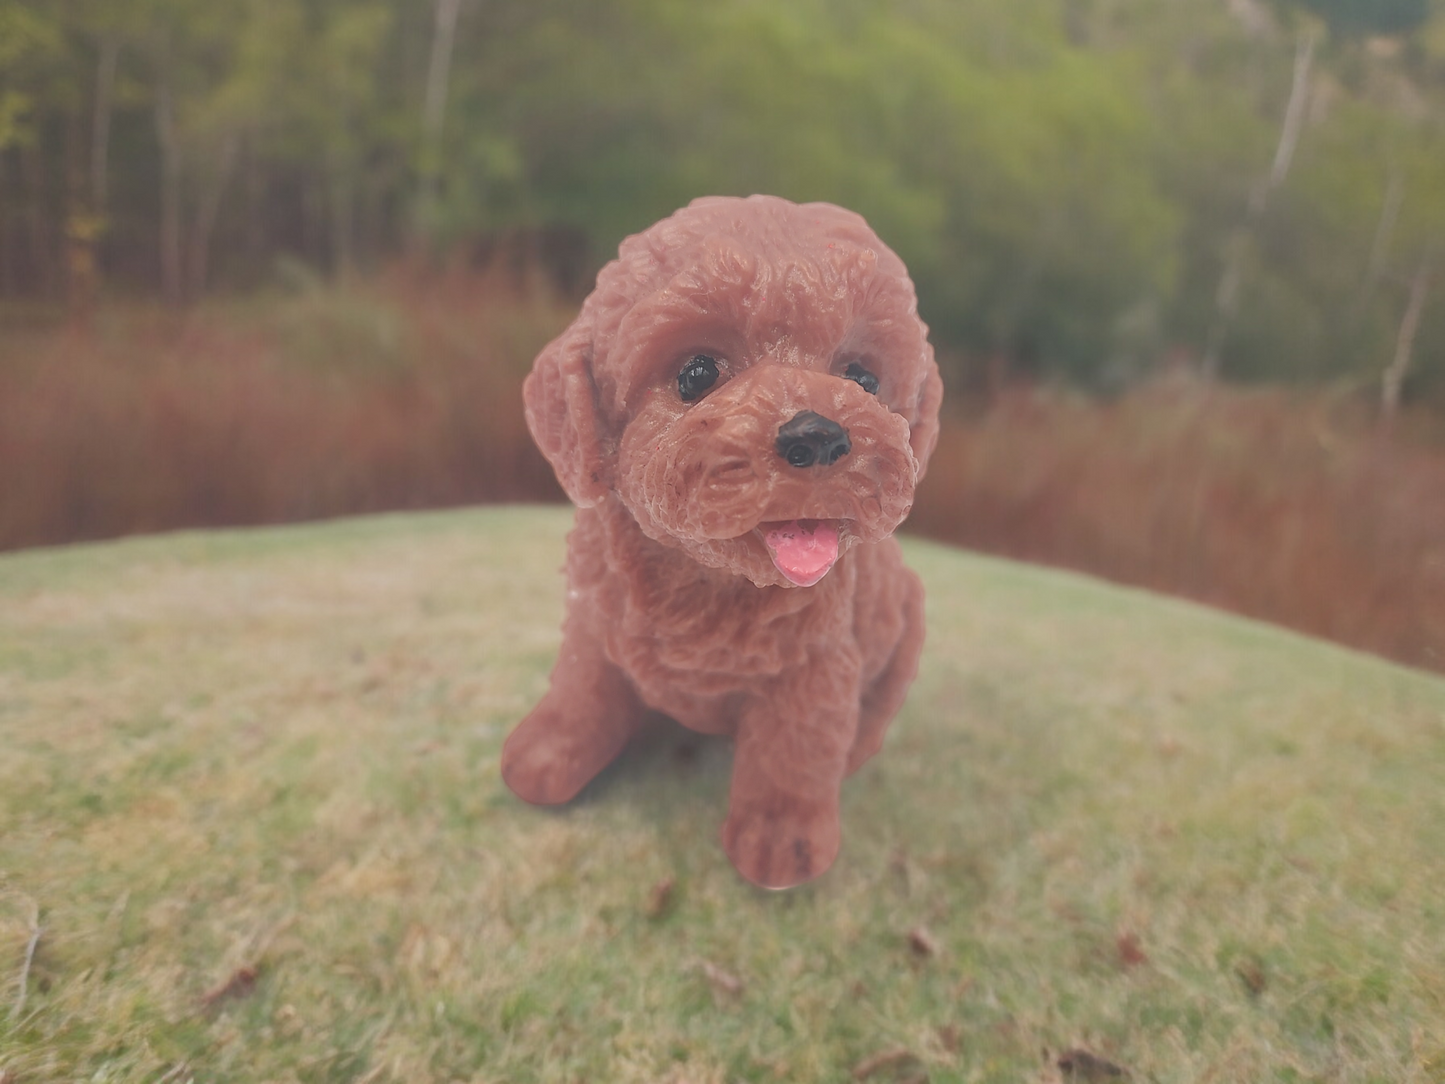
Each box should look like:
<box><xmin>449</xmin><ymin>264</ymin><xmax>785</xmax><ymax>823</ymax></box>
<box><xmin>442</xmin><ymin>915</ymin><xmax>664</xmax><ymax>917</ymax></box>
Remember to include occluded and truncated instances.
<box><xmin>3</xmin><ymin>0</ymin><xmax>1444</xmax><ymax>398</ymax></box>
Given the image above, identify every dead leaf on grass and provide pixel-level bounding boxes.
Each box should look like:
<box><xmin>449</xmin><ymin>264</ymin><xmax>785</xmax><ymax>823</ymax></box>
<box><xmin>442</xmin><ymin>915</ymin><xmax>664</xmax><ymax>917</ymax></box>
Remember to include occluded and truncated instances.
<box><xmin>907</xmin><ymin>925</ymin><xmax>939</xmax><ymax>958</ymax></box>
<box><xmin>200</xmin><ymin>965</ymin><xmax>260</xmax><ymax>1010</ymax></box>
<box><xmin>646</xmin><ymin>877</ymin><xmax>676</xmax><ymax>918</ymax></box>
<box><xmin>1235</xmin><ymin>955</ymin><xmax>1268</xmax><ymax>996</ymax></box>
<box><xmin>1058</xmin><ymin>1048</ymin><xmax>1128</xmax><ymax>1080</ymax></box>
<box><xmin>937</xmin><ymin>1024</ymin><xmax>961</xmax><ymax>1053</ymax></box>
<box><xmin>852</xmin><ymin>1047</ymin><xmax>920</xmax><ymax>1079</ymax></box>
<box><xmin>697</xmin><ymin>959</ymin><xmax>744</xmax><ymax>997</ymax></box>
<box><xmin>1116</xmin><ymin>930</ymin><xmax>1148</xmax><ymax>968</ymax></box>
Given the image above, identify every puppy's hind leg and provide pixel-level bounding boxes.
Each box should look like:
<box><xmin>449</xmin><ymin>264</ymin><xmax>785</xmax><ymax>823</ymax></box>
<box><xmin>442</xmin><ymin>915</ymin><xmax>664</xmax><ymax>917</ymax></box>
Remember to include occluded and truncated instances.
<box><xmin>502</xmin><ymin>613</ymin><xmax>646</xmax><ymax>806</ymax></box>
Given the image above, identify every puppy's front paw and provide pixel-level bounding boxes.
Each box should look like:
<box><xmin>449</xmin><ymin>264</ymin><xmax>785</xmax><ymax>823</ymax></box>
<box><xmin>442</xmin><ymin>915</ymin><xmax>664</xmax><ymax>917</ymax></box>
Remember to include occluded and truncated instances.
<box><xmin>721</xmin><ymin>798</ymin><xmax>841</xmax><ymax>889</ymax></box>
<box><xmin>501</xmin><ymin>704</ymin><xmax>623</xmax><ymax>806</ymax></box>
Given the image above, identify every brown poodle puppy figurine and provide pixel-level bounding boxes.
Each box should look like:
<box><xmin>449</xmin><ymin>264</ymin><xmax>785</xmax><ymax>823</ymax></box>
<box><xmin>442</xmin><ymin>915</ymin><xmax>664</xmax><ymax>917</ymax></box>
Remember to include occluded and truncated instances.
<box><xmin>502</xmin><ymin>195</ymin><xmax>943</xmax><ymax>889</ymax></box>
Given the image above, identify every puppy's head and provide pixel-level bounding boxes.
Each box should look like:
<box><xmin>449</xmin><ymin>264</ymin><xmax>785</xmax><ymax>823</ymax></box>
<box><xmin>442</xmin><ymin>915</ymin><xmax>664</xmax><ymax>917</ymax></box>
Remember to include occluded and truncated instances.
<box><xmin>525</xmin><ymin>195</ymin><xmax>943</xmax><ymax>589</ymax></box>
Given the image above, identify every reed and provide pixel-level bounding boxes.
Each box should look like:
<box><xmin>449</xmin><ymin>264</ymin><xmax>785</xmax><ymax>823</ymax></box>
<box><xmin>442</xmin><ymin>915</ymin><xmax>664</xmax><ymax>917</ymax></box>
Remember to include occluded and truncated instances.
<box><xmin>3</xmin><ymin>274</ymin><xmax>1442</xmax><ymax>671</ymax></box>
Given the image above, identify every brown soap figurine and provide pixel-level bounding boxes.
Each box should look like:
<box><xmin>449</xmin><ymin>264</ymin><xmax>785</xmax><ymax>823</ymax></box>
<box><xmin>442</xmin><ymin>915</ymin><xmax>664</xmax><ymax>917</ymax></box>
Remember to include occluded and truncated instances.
<box><xmin>502</xmin><ymin>195</ymin><xmax>943</xmax><ymax>889</ymax></box>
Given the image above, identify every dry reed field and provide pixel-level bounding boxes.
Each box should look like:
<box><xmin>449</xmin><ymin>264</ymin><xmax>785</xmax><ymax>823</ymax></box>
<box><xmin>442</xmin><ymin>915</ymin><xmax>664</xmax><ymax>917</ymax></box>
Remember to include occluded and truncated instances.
<box><xmin>1</xmin><ymin>270</ymin><xmax>1443</xmax><ymax>673</ymax></box>
<box><xmin>911</xmin><ymin>382</ymin><xmax>1445</xmax><ymax>673</ymax></box>
<box><xmin>0</xmin><ymin>269</ymin><xmax>568</xmax><ymax>551</ymax></box>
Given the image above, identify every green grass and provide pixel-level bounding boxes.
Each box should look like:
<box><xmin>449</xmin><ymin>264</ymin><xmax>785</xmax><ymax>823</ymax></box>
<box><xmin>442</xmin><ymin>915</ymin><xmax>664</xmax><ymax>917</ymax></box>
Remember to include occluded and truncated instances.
<box><xmin>1</xmin><ymin>506</ymin><xmax>1443</xmax><ymax>1083</ymax></box>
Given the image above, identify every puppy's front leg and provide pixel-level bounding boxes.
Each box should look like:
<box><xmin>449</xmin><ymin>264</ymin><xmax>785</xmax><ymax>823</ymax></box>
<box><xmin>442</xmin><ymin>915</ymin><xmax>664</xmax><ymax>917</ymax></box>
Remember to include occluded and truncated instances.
<box><xmin>721</xmin><ymin>661</ymin><xmax>861</xmax><ymax>889</ymax></box>
<box><xmin>502</xmin><ymin>609</ymin><xmax>646</xmax><ymax>806</ymax></box>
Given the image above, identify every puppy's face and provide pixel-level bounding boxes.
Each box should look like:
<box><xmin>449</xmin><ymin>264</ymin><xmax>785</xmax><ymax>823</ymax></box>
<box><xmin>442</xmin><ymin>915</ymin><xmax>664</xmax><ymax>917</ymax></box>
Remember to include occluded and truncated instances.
<box><xmin>526</xmin><ymin>196</ymin><xmax>943</xmax><ymax>589</ymax></box>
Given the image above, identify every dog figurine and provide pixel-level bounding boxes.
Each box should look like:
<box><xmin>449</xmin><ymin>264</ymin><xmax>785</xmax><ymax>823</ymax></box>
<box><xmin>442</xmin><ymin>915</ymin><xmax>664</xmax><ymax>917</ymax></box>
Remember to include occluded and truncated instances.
<box><xmin>502</xmin><ymin>195</ymin><xmax>943</xmax><ymax>888</ymax></box>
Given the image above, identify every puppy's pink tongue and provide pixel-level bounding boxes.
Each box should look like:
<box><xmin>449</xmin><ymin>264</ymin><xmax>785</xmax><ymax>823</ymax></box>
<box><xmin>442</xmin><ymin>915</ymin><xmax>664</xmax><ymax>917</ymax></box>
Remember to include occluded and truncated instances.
<box><xmin>763</xmin><ymin>520</ymin><xmax>840</xmax><ymax>587</ymax></box>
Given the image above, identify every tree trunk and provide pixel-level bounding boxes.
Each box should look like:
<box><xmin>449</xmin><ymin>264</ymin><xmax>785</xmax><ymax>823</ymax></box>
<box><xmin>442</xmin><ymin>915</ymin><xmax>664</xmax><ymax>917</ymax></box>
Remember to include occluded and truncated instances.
<box><xmin>424</xmin><ymin>0</ymin><xmax>464</xmax><ymax>140</ymax></box>
<box><xmin>186</xmin><ymin>130</ymin><xmax>240</xmax><ymax>297</ymax></box>
<box><xmin>301</xmin><ymin>170</ymin><xmax>323</xmax><ymax>269</ymax></box>
<box><xmin>244</xmin><ymin>134</ymin><xmax>264</xmax><ymax>273</ymax></box>
<box><xmin>1346</xmin><ymin>165</ymin><xmax>1404</xmax><ymax>335</ymax></box>
<box><xmin>415</xmin><ymin>0</ymin><xmax>464</xmax><ymax>245</ymax></box>
<box><xmin>64</xmin><ymin>103</ymin><xmax>99</xmax><ymax>324</ymax></box>
<box><xmin>154</xmin><ymin>62</ymin><xmax>184</xmax><ymax>306</ymax></box>
<box><xmin>1202</xmin><ymin>29</ymin><xmax>1316</xmax><ymax>378</ymax></box>
<box><xmin>1361</xmin><ymin>168</ymin><xmax>1403</xmax><ymax>303</ymax></box>
<box><xmin>328</xmin><ymin>156</ymin><xmax>355</xmax><ymax>280</ymax></box>
<box><xmin>1381</xmin><ymin>251</ymin><xmax>1433</xmax><ymax>425</ymax></box>
<box><xmin>0</xmin><ymin>150</ymin><xmax>14</xmax><ymax>296</ymax></box>
<box><xmin>91</xmin><ymin>36</ymin><xmax>120</xmax><ymax>216</ymax></box>
<box><xmin>1264</xmin><ymin>30</ymin><xmax>1314</xmax><ymax>194</ymax></box>
<box><xmin>20</xmin><ymin>140</ymin><xmax>56</xmax><ymax>297</ymax></box>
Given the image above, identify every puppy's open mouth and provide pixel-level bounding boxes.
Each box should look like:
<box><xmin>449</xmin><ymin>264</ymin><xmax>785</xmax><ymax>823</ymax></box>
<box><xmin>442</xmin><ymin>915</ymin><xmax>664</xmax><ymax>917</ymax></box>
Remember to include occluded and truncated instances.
<box><xmin>757</xmin><ymin>519</ymin><xmax>842</xmax><ymax>587</ymax></box>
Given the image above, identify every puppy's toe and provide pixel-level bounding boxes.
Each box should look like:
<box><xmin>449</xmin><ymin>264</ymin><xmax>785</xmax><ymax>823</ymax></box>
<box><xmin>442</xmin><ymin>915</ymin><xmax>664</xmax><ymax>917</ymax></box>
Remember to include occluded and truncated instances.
<box><xmin>721</xmin><ymin>799</ymin><xmax>841</xmax><ymax>890</ymax></box>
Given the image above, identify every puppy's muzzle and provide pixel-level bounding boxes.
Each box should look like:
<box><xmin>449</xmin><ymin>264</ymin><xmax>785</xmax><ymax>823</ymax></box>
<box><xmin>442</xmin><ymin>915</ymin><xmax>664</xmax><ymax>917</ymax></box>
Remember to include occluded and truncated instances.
<box><xmin>776</xmin><ymin>411</ymin><xmax>851</xmax><ymax>469</ymax></box>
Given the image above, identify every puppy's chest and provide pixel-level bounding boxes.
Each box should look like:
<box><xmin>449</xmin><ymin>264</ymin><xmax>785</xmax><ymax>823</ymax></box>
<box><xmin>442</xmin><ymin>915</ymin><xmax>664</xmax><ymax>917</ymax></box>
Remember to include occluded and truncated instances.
<box><xmin>614</xmin><ymin>562</ymin><xmax>856</xmax><ymax>682</ymax></box>
<box><xmin>575</xmin><ymin>507</ymin><xmax>857</xmax><ymax>685</ymax></box>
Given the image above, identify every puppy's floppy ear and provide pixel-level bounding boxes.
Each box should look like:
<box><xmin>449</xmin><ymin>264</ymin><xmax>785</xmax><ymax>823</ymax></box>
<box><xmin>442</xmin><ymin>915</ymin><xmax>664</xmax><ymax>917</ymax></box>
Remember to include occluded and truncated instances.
<box><xmin>523</xmin><ymin>317</ymin><xmax>612</xmax><ymax>507</ymax></box>
<box><xmin>908</xmin><ymin>350</ymin><xmax>945</xmax><ymax>482</ymax></box>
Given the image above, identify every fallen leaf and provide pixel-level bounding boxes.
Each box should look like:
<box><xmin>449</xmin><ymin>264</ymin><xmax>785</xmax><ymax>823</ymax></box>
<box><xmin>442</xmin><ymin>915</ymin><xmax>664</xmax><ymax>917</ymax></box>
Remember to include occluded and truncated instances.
<box><xmin>698</xmin><ymin>959</ymin><xmax>744</xmax><ymax>997</ymax></box>
<box><xmin>1236</xmin><ymin>956</ymin><xmax>1268</xmax><ymax>996</ymax></box>
<box><xmin>1116</xmin><ymin>930</ymin><xmax>1148</xmax><ymax>968</ymax></box>
<box><xmin>646</xmin><ymin>877</ymin><xmax>676</xmax><ymax>919</ymax></box>
<box><xmin>1058</xmin><ymin>1048</ymin><xmax>1127</xmax><ymax>1080</ymax></box>
<box><xmin>200</xmin><ymin>965</ymin><xmax>259</xmax><ymax>1009</ymax></box>
<box><xmin>907</xmin><ymin>926</ymin><xmax>939</xmax><ymax>958</ymax></box>
<box><xmin>852</xmin><ymin>1047</ymin><xmax>920</xmax><ymax>1079</ymax></box>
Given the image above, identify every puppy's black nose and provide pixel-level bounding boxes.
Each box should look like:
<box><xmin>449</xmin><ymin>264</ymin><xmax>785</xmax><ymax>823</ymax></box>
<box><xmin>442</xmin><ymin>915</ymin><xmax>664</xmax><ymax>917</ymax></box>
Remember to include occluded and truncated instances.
<box><xmin>776</xmin><ymin>411</ymin><xmax>851</xmax><ymax>468</ymax></box>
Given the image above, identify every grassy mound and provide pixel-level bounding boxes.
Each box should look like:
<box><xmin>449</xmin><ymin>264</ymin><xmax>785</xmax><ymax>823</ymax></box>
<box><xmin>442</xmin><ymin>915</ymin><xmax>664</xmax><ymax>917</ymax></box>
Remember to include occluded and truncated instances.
<box><xmin>1</xmin><ymin>507</ymin><xmax>1442</xmax><ymax>1083</ymax></box>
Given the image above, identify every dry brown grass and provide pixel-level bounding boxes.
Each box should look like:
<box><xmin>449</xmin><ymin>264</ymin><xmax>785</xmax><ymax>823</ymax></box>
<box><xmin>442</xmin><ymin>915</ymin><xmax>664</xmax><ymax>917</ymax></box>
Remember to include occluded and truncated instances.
<box><xmin>0</xmin><ymin>266</ymin><xmax>566</xmax><ymax>551</ymax></box>
<box><xmin>912</xmin><ymin>378</ymin><xmax>1445</xmax><ymax>673</ymax></box>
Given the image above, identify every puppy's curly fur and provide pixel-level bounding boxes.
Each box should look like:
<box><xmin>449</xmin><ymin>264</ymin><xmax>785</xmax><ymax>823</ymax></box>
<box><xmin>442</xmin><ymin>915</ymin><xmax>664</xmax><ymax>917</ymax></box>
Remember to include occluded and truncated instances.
<box><xmin>503</xmin><ymin>195</ymin><xmax>943</xmax><ymax>888</ymax></box>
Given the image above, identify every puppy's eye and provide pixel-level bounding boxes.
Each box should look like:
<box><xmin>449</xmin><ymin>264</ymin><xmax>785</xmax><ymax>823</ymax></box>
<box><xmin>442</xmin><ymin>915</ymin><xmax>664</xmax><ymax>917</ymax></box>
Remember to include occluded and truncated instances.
<box><xmin>678</xmin><ymin>354</ymin><xmax>720</xmax><ymax>401</ymax></box>
<box><xmin>843</xmin><ymin>362</ymin><xmax>880</xmax><ymax>395</ymax></box>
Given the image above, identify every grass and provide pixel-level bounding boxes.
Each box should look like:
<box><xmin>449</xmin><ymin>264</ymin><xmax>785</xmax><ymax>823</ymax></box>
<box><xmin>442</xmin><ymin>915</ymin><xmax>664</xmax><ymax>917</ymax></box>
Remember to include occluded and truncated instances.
<box><xmin>1</xmin><ymin>506</ymin><xmax>1444</xmax><ymax>1083</ymax></box>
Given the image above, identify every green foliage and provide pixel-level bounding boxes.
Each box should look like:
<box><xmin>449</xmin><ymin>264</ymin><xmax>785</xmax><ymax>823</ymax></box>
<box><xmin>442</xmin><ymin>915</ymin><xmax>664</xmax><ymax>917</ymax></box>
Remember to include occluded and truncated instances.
<box><xmin>0</xmin><ymin>2</ymin><xmax>62</xmax><ymax>150</ymax></box>
<box><xmin>1294</xmin><ymin>0</ymin><xmax>1430</xmax><ymax>35</ymax></box>
<box><xmin>2</xmin><ymin>0</ymin><xmax>1445</xmax><ymax>395</ymax></box>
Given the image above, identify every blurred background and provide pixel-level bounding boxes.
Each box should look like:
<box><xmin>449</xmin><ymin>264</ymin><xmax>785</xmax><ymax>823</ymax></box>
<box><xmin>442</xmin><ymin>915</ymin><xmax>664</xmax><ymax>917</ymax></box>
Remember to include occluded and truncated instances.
<box><xmin>1</xmin><ymin>0</ymin><xmax>1442</xmax><ymax>669</ymax></box>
